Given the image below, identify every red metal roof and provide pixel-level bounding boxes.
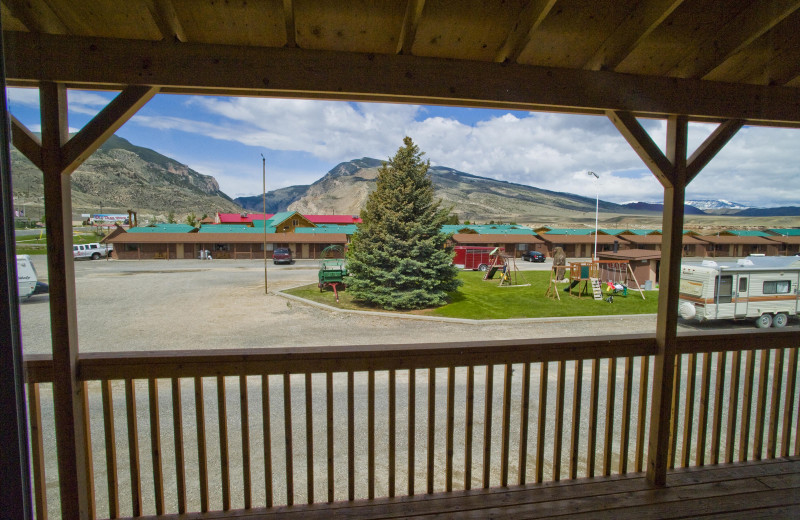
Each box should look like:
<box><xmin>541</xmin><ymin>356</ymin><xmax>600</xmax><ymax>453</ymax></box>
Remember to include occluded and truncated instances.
<box><xmin>217</xmin><ymin>213</ymin><xmax>362</xmax><ymax>224</ymax></box>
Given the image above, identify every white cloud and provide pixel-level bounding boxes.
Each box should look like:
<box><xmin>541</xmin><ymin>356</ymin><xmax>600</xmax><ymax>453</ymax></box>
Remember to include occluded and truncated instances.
<box><xmin>129</xmin><ymin>97</ymin><xmax>800</xmax><ymax>207</ymax></box>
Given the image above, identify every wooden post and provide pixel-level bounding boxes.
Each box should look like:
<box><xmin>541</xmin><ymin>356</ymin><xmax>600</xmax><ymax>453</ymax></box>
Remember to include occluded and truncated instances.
<box><xmin>647</xmin><ymin>115</ymin><xmax>688</xmax><ymax>486</ymax></box>
<box><xmin>40</xmin><ymin>82</ymin><xmax>94</xmax><ymax>519</ymax></box>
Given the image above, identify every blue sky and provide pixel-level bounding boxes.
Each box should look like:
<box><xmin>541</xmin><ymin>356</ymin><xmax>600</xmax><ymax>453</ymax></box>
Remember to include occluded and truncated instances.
<box><xmin>7</xmin><ymin>88</ymin><xmax>799</xmax><ymax>208</ymax></box>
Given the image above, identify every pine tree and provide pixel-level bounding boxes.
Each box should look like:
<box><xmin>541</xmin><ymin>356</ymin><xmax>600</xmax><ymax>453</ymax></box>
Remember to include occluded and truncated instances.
<box><xmin>346</xmin><ymin>137</ymin><xmax>461</xmax><ymax>310</ymax></box>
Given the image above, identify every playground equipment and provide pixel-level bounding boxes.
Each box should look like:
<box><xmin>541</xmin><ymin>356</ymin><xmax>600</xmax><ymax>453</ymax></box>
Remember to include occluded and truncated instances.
<box><xmin>483</xmin><ymin>250</ymin><xmax>529</xmax><ymax>287</ymax></box>
<box><xmin>318</xmin><ymin>245</ymin><xmax>348</xmax><ymax>302</ymax></box>
<box><xmin>562</xmin><ymin>260</ymin><xmax>645</xmax><ymax>300</ymax></box>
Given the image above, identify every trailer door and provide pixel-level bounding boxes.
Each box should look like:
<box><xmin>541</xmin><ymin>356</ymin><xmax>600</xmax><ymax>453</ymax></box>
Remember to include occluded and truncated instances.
<box><xmin>734</xmin><ymin>275</ymin><xmax>749</xmax><ymax>317</ymax></box>
<box><xmin>714</xmin><ymin>274</ymin><xmax>733</xmax><ymax>319</ymax></box>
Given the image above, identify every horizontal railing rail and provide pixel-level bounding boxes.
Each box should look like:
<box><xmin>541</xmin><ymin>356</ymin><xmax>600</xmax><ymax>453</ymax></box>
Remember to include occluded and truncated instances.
<box><xmin>23</xmin><ymin>330</ymin><xmax>799</xmax><ymax>519</ymax></box>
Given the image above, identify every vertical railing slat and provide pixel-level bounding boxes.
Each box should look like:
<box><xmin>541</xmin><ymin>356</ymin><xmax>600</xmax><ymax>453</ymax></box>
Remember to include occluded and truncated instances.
<box><xmin>710</xmin><ymin>352</ymin><xmax>726</xmax><ymax>465</ymax></box>
<box><xmin>482</xmin><ymin>365</ymin><xmax>494</xmax><ymax>489</ymax></box>
<box><xmin>553</xmin><ymin>360</ymin><xmax>565</xmax><ymax>482</ymax></box>
<box><xmin>739</xmin><ymin>350</ymin><xmax>756</xmax><ymax>461</ymax></box>
<box><xmin>368</xmin><ymin>370</ymin><xmax>375</xmax><ymax>500</ymax></box>
<box><xmin>535</xmin><ymin>362</ymin><xmax>548</xmax><ymax>484</ymax></box>
<box><xmin>171</xmin><ymin>378</ymin><xmax>186</xmax><ymax>515</ymax></box>
<box><xmin>464</xmin><ymin>366</ymin><xmax>474</xmax><ymax>491</ymax></box>
<box><xmin>587</xmin><ymin>359</ymin><xmax>599</xmax><ymax>478</ymax></box>
<box><xmin>696</xmin><ymin>353</ymin><xmax>711</xmax><ymax>466</ymax></box>
<box><xmin>388</xmin><ymin>369</ymin><xmax>396</xmax><ymax>498</ymax></box>
<box><xmin>348</xmin><ymin>371</ymin><xmax>355</xmax><ymax>501</ymax></box>
<box><xmin>500</xmin><ymin>363</ymin><xmax>513</xmax><ymax>487</ymax></box>
<box><xmin>603</xmin><ymin>358</ymin><xmax>617</xmax><ymax>477</ymax></box>
<box><xmin>326</xmin><ymin>372</ymin><xmax>334</xmax><ymax>503</ymax></box>
<box><xmin>635</xmin><ymin>356</ymin><xmax>650</xmax><ymax>473</ymax></box>
<box><xmin>283</xmin><ymin>373</ymin><xmax>294</xmax><ymax>506</ymax></box>
<box><xmin>445</xmin><ymin>366</ymin><xmax>455</xmax><ymax>492</ymax></box>
<box><xmin>217</xmin><ymin>376</ymin><xmax>230</xmax><ymax>510</ymax></box>
<box><xmin>28</xmin><ymin>382</ymin><xmax>48</xmax><ymax>520</ymax></box>
<box><xmin>408</xmin><ymin>369</ymin><xmax>415</xmax><ymax>496</ymax></box>
<box><xmin>148</xmin><ymin>379</ymin><xmax>164</xmax><ymax>515</ymax></box>
<box><xmin>753</xmin><ymin>349</ymin><xmax>771</xmax><ymax>460</ymax></box>
<box><xmin>570</xmin><ymin>360</ymin><xmax>583</xmax><ymax>480</ymax></box>
<box><xmin>82</xmin><ymin>381</ymin><xmax>96</xmax><ymax>520</ymax></box>
<box><xmin>781</xmin><ymin>348</ymin><xmax>798</xmax><ymax>457</ymax></box>
<box><xmin>726</xmin><ymin>351</ymin><xmax>742</xmax><ymax>463</ymax></box>
<box><xmin>681</xmin><ymin>354</ymin><xmax>696</xmax><ymax>468</ymax></box>
<box><xmin>427</xmin><ymin>368</ymin><xmax>436</xmax><ymax>494</ymax></box>
<box><xmin>668</xmin><ymin>354</ymin><xmax>682</xmax><ymax>469</ymax></box>
<box><xmin>767</xmin><ymin>348</ymin><xmax>785</xmax><ymax>459</ymax></box>
<box><xmin>240</xmin><ymin>375</ymin><xmax>251</xmax><ymax>509</ymax></box>
<box><xmin>619</xmin><ymin>357</ymin><xmax>633</xmax><ymax>474</ymax></box>
<box><xmin>306</xmin><ymin>372</ymin><xmax>315</xmax><ymax>504</ymax></box>
<box><xmin>262</xmin><ymin>375</ymin><xmax>273</xmax><ymax>508</ymax></box>
<box><xmin>125</xmin><ymin>379</ymin><xmax>142</xmax><ymax>516</ymax></box>
<box><xmin>518</xmin><ymin>363</ymin><xmax>531</xmax><ymax>486</ymax></box>
<box><xmin>101</xmin><ymin>380</ymin><xmax>119</xmax><ymax>519</ymax></box>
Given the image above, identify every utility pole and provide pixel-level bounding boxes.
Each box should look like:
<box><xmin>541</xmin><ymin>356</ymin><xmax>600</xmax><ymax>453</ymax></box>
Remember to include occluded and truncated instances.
<box><xmin>262</xmin><ymin>154</ymin><xmax>268</xmax><ymax>294</ymax></box>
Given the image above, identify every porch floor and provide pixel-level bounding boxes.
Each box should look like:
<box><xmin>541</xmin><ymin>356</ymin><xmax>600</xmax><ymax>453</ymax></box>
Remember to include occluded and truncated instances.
<box><xmin>145</xmin><ymin>458</ymin><xmax>800</xmax><ymax>519</ymax></box>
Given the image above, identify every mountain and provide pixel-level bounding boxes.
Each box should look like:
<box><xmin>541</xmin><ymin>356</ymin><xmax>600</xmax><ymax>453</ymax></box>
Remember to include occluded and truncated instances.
<box><xmin>236</xmin><ymin>158</ymin><xmax>637</xmax><ymax>224</ymax></box>
<box><xmin>731</xmin><ymin>206</ymin><xmax>800</xmax><ymax>217</ymax></box>
<box><xmin>236</xmin><ymin>185</ymin><xmax>310</xmax><ymax>213</ymax></box>
<box><xmin>622</xmin><ymin>202</ymin><xmax>707</xmax><ymax>215</ymax></box>
<box><xmin>685</xmin><ymin>199</ymin><xmax>749</xmax><ymax>211</ymax></box>
<box><xmin>11</xmin><ymin>135</ymin><xmax>242</xmax><ymax>217</ymax></box>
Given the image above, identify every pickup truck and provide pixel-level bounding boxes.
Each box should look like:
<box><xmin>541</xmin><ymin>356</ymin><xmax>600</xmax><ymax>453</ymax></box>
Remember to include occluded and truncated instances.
<box><xmin>73</xmin><ymin>242</ymin><xmax>113</xmax><ymax>260</ymax></box>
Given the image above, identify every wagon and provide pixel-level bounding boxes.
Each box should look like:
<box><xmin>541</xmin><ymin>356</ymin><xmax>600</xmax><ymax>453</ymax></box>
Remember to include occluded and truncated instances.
<box><xmin>317</xmin><ymin>245</ymin><xmax>348</xmax><ymax>301</ymax></box>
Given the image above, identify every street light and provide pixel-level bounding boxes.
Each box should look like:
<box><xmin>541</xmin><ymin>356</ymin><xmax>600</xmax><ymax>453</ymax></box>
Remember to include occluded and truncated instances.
<box><xmin>588</xmin><ymin>171</ymin><xmax>599</xmax><ymax>260</ymax></box>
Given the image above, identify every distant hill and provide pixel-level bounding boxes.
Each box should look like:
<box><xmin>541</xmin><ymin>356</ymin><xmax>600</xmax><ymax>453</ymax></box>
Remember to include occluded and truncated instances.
<box><xmin>731</xmin><ymin>206</ymin><xmax>800</xmax><ymax>217</ymax></box>
<box><xmin>237</xmin><ymin>157</ymin><xmax>638</xmax><ymax>223</ymax></box>
<box><xmin>11</xmin><ymin>134</ymin><xmax>242</xmax><ymax>217</ymax></box>
<box><xmin>622</xmin><ymin>202</ymin><xmax>707</xmax><ymax>215</ymax></box>
<box><xmin>686</xmin><ymin>199</ymin><xmax>748</xmax><ymax>211</ymax></box>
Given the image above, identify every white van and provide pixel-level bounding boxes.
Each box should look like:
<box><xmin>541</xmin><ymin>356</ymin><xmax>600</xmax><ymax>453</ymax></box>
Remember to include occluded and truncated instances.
<box><xmin>678</xmin><ymin>256</ymin><xmax>800</xmax><ymax>328</ymax></box>
<box><xmin>16</xmin><ymin>255</ymin><xmax>48</xmax><ymax>299</ymax></box>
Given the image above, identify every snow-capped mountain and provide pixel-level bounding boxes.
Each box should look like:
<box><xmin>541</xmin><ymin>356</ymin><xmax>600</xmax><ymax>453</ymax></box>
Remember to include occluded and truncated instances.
<box><xmin>685</xmin><ymin>199</ymin><xmax>749</xmax><ymax>211</ymax></box>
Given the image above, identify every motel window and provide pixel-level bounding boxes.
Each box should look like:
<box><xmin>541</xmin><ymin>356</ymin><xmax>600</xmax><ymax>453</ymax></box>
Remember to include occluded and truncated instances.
<box><xmin>763</xmin><ymin>280</ymin><xmax>791</xmax><ymax>294</ymax></box>
<box><xmin>125</xmin><ymin>244</ymin><xmax>137</xmax><ymax>252</ymax></box>
<box><xmin>714</xmin><ymin>275</ymin><xmax>733</xmax><ymax>304</ymax></box>
<box><xmin>292</xmin><ymin>219</ymin><xmax>299</xmax><ymax>226</ymax></box>
<box><xmin>214</xmin><ymin>244</ymin><xmax>230</xmax><ymax>251</ymax></box>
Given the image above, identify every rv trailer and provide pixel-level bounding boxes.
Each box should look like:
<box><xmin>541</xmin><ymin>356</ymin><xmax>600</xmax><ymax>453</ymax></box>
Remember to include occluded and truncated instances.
<box><xmin>678</xmin><ymin>256</ymin><xmax>800</xmax><ymax>328</ymax></box>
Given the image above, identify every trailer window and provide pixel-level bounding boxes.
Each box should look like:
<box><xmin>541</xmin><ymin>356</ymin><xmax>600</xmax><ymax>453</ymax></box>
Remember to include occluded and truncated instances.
<box><xmin>739</xmin><ymin>277</ymin><xmax>748</xmax><ymax>292</ymax></box>
<box><xmin>763</xmin><ymin>280</ymin><xmax>791</xmax><ymax>294</ymax></box>
<box><xmin>715</xmin><ymin>275</ymin><xmax>733</xmax><ymax>303</ymax></box>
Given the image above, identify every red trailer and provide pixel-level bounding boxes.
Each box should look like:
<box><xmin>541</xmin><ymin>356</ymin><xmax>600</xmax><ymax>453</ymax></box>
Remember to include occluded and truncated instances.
<box><xmin>452</xmin><ymin>246</ymin><xmax>504</xmax><ymax>271</ymax></box>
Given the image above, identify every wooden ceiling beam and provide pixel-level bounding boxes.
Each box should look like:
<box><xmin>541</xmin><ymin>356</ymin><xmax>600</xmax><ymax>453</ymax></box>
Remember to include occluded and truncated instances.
<box><xmin>584</xmin><ymin>0</ymin><xmax>685</xmax><ymax>71</ymax></box>
<box><xmin>494</xmin><ymin>0</ymin><xmax>556</xmax><ymax>63</ymax></box>
<box><xmin>9</xmin><ymin>114</ymin><xmax>42</xmax><ymax>171</ymax></box>
<box><xmin>396</xmin><ymin>0</ymin><xmax>425</xmax><ymax>55</ymax></box>
<box><xmin>144</xmin><ymin>0</ymin><xmax>186</xmax><ymax>42</ymax></box>
<box><xmin>672</xmin><ymin>0</ymin><xmax>800</xmax><ymax>79</ymax></box>
<box><xmin>61</xmin><ymin>86</ymin><xmax>159</xmax><ymax>176</ymax></box>
<box><xmin>283</xmin><ymin>0</ymin><xmax>296</xmax><ymax>48</ymax></box>
<box><xmin>606</xmin><ymin>110</ymin><xmax>674</xmax><ymax>187</ymax></box>
<box><xmin>4</xmin><ymin>31</ymin><xmax>800</xmax><ymax>124</ymax></box>
<box><xmin>686</xmin><ymin>119</ymin><xmax>744</xmax><ymax>183</ymax></box>
<box><xmin>2</xmin><ymin>0</ymin><xmax>68</xmax><ymax>33</ymax></box>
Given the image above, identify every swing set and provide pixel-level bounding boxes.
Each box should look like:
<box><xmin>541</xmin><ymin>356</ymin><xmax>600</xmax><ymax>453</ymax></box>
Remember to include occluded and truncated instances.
<box><xmin>482</xmin><ymin>249</ymin><xmax>530</xmax><ymax>287</ymax></box>
<box><xmin>545</xmin><ymin>260</ymin><xmax>645</xmax><ymax>300</ymax></box>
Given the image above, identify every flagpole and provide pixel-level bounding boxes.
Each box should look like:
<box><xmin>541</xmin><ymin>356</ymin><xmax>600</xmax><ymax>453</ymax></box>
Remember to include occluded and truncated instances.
<box><xmin>262</xmin><ymin>153</ymin><xmax>268</xmax><ymax>294</ymax></box>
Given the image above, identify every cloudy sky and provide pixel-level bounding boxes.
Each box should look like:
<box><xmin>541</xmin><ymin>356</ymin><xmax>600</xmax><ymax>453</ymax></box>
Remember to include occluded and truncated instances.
<box><xmin>7</xmin><ymin>88</ymin><xmax>799</xmax><ymax>208</ymax></box>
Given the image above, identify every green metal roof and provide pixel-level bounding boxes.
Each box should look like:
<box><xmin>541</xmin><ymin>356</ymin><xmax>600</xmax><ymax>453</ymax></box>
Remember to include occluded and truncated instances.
<box><xmin>768</xmin><ymin>228</ymin><xmax>800</xmax><ymax>236</ymax></box>
<box><xmin>723</xmin><ymin>229</ymin><xmax>771</xmax><ymax>237</ymax></box>
<box><xmin>295</xmin><ymin>225</ymin><xmax>357</xmax><ymax>234</ymax></box>
<box><xmin>198</xmin><ymin>224</ymin><xmax>267</xmax><ymax>233</ymax></box>
<box><xmin>441</xmin><ymin>224</ymin><xmax>535</xmax><ymax>235</ymax></box>
<box><xmin>599</xmin><ymin>228</ymin><xmax>629</xmax><ymax>235</ymax></box>
<box><xmin>127</xmin><ymin>223</ymin><xmax>195</xmax><ymax>233</ymax></box>
<box><xmin>542</xmin><ymin>228</ymin><xmax>595</xmax><ymax>235</ymax></box>
<box><xmin>619</xmin><ymin>229</ymin><xmax>659</xmax><ymax>236</ymax></box>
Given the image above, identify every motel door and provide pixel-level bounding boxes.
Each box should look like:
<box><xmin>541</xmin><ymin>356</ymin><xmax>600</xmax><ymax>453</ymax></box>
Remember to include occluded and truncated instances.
<box><xmin>176</xmin><ymin>243</ymin><xmax>184</xmax><ymax>259</ymax></box>
<box><xmin>302</xmin><ymin>243</ymin><xmax>309</xmax><ymax>258</ymax></box>
<box><xmin>734</xmin><ymin>275</ymin><xmax>749</xmax><ymax>317</ymax></box>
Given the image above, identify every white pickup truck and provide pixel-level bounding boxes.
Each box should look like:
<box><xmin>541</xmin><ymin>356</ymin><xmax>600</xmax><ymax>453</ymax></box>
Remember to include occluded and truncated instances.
<box><xmin>73</xmin><ymin>242</ymin><xmax>113</xmax><ymax>260</ymax></box>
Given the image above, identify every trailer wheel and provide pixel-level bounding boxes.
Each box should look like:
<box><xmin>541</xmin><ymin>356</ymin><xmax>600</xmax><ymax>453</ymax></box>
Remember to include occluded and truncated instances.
<box><xmin>478</xmin><ymin>264</ymin><xmax>488</xmax><ymax>272</ymax></box>
<box><xmin>755</xmin><ymin>313</ymin><xmax>773</xmax><ymax>329</ymax></box>
<box><xmin>773</xmin><ymin>313</ymin><xmax>788</xmax><ymax>328</ymax></box>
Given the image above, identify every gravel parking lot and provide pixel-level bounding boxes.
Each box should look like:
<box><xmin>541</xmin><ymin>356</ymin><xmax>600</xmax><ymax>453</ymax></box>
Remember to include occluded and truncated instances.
<box><xmin>19</xmin><ymin>256</ymin><xmax>667</xmax><ymax>355</ymax></box>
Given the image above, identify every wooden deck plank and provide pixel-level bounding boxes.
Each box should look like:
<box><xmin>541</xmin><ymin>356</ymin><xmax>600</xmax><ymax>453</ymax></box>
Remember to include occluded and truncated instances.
<box><xmin>136</xmin><ymin>459</ymin><xmax>800</xmax><ymax>520</ymax></box>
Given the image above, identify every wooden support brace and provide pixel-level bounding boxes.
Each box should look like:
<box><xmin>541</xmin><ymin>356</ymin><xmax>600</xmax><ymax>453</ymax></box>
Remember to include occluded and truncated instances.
<box><xmin>686</xmin><ymin>119</ymin><xmax>745</xmax><ymax>182</ymax></box>
<box><xmin>606</xmin><ymin>110</ymin><xmax>674</xmax><ymax>186</ymax></box>
<box><xmin>10</xmin><ymin>114</ymin><xmax>42</xmax><ymax>170</ymax></box>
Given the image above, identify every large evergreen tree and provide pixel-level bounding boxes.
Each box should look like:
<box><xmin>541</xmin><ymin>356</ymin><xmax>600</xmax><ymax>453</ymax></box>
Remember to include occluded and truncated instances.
<box><xmin>346</xmin><ymin>137</ymin><xmax>461</xmax><ymax>310</ymax></box>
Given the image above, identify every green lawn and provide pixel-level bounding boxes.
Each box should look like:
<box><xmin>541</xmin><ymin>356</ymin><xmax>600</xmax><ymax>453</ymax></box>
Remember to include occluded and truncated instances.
<box><xmin>15</xmin><ymin>231</ymin><xmax>107</xmax><ymax>255</ymax></box>
<box><xmin>284</xmin><ymin>270</ymin><xmax>659</xmax><ymax>320</ymax></box>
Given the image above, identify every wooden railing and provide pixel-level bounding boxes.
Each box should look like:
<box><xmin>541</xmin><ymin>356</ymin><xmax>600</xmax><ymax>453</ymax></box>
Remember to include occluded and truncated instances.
<box><xmin>23</xmin><ymin>331</ymin><xmax>799</xmax><ymax>519</ymax></box>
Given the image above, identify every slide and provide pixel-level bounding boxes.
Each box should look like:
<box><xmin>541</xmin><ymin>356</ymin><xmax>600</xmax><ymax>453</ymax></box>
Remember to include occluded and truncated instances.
<box><xmin>564</xmin><ymin>279</ymin><xmax>580</xmax><ymax>292</ymax></box>
<box><xmin>484</xmin><ymin>266</ymin><xmax>499</xmax><ymax>280</ymax></box>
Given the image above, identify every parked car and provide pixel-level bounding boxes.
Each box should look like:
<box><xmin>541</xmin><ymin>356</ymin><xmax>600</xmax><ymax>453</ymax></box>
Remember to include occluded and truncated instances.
<box><xmin>273</xmin><ymin>248</ymin><xmax>293</xmax><ymax>264</ymax></box>
<box><xmin>522</xmin><ymin>250</ymin><xmax>545</xmax><ymax>262</ymax></box>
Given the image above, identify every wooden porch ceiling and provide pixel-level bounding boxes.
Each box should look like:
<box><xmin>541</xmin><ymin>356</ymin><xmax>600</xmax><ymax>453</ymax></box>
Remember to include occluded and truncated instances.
<box><xmin>2</xmin><ymin>0</ymin><xmax>800</xmax><ymax>125</ymax></box>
